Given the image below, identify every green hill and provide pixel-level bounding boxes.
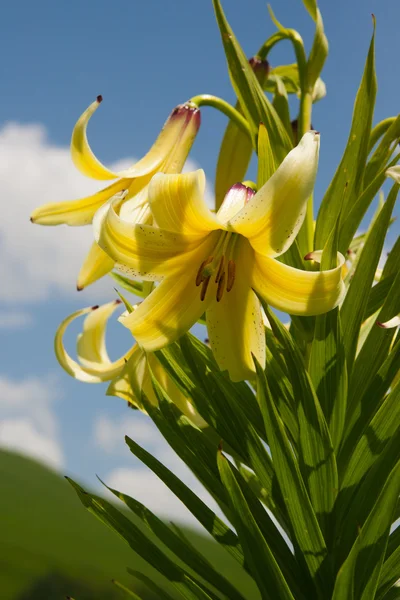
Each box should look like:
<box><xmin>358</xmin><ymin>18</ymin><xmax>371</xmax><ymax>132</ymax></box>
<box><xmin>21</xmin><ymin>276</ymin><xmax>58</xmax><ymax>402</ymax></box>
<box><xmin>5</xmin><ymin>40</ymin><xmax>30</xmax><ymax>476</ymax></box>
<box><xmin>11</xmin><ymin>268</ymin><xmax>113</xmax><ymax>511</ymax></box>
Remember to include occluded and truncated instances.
<box><xmin>0</xmin><ymin>450</ymin><xmax>255</xmax><ymax>600</ymax></box>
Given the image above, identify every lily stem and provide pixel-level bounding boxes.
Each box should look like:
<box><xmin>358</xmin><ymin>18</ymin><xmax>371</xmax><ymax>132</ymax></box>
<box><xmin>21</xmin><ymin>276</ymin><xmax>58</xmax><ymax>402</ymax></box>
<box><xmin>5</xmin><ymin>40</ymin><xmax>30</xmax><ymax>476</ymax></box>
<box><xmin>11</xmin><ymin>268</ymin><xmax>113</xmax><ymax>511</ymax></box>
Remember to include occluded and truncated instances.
<box><xmin>297</xmin><ymin>90</ymin><xmax>314</xmax><ymax>254</ymax></box>
<box><xmin>189</xmin><ymin>94</ymin><xmax>252</xmax><ymax>138</ymax></box>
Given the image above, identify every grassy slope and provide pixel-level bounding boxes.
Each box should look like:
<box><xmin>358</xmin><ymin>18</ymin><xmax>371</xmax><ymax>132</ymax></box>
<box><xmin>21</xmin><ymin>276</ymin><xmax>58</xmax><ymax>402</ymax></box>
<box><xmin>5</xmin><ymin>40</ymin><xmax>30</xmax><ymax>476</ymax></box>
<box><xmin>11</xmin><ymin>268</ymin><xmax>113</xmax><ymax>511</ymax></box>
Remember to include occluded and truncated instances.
<box><xmin>0</xmin><ymin>450</ymin><xmax>255</xmax><ymax>600</ymax></box>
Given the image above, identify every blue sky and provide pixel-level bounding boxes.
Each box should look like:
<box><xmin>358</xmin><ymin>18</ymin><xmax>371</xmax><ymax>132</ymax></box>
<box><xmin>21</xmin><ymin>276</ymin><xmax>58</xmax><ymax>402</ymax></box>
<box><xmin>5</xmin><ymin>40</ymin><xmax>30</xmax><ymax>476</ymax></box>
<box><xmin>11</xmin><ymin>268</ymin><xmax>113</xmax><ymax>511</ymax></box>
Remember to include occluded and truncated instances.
<box><xmin>0</xmin><ymin>0</ymin><xmax>399</xmax><ymax>523</ymax></box>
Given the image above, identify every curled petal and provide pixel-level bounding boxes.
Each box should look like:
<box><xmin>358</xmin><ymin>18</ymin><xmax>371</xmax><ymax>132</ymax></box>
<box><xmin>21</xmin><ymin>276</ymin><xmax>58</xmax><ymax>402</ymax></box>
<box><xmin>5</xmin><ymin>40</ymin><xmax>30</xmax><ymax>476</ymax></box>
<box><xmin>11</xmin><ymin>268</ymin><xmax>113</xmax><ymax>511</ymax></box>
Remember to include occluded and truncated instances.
<box><xmin>206</xmin><ymin>238</ymin><xmax>265</xmax><ymax>381</ymax></box>
<box><xmin>149</xmin><ymin>170</ymin><xmax>220</xmax><ymax>236</ymax></box>
<box><xmin>77</xmin><ymin>241</ymin><xmax>115</xmax><ymax>290</ymax></box>
<box><xmin>377</xmin><ymin>316</ymin><xmax>400</xmax><ymax>329</ymax></box>
<box><xmin>72</xmin><ymin>99</ymin><xmax>194</xmax><ymax>181</ymax></box>
<box><xmin>252</xmin><ymin>251</ymin><xmax>345</xmax><ymax>315</ymax></box>
<box><xmin>229</xmin><ymin>131</ymin><xmax>320</xmax><ymax>257</ymax></box>
<box><xmin>386</xmin><ymin>166</ymin><xmax>400</xmax><ymax>184</ymax></box>
<box><xmin>55</xmin><ymin>301</ymin><xmax>133</xmax><ymax>383</ymax></box>
<box><xmin>30</xmin><ymin>180</ymin><xmax>128</xmax><ymax>226</ymax></box>
<box><xmin>94</xmin><ymin>198</ymin><xmax>217</xmax><ymax>280</ymax></box>
<box><xmin>119</xmin><ymin>266</ymin><xmax>216</xmax><ymax>352</ymax></box>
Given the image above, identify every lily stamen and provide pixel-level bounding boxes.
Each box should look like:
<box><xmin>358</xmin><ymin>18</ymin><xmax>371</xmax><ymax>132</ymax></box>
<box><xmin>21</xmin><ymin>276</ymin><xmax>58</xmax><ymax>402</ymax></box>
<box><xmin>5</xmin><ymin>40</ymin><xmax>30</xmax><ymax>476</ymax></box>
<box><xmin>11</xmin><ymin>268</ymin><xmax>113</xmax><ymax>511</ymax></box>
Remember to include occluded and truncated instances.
<box><xmin>196</xmin><ymin>256</ymin><xmax>213</xmax><ymax>286</ymax></box>
<box><xmin>227</xmin><ymin>259</ymin><xmax>236</xmax><ymax>292</ymax></box>
<box><xmin>216</xmin><ymin>271</ymin><xmax>226</xmax><ymax>302</ymax></box>
<box><xmin>215</xmin><ymin>256</ymin><xmax>225</xmax><ymax>283</ymax></box>
<box><xmin>200</xmin><ymin>276</ymin><xmax>211</xmax><ymax>301</ymax></box>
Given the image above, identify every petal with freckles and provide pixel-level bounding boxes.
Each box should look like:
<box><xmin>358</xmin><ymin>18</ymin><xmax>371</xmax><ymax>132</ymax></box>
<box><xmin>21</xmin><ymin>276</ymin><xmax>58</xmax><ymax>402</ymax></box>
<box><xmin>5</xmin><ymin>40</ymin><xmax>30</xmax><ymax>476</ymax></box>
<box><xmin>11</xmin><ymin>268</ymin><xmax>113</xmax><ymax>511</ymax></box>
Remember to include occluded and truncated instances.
<box><xmin>55</xmin><ymin>302</ymin><xmax>133</xmax><ymax>383</ymax></box>
<box><xmin>30</xmin><ymin>179</ymin><xmax>128</xmax><ymax>226</ymax></box>
<box><xmin>71</xmin><ymin>99</ymin><xmax>192</xmax><ymax>181</ymax></box>
<box><xmin>77</xmin><ymin>241</ymin><xmax>115</xmax><ymax>290</ymax></box>
<box><xmin>149</xmin><ymin>170</ymin><xmax>220</xmax><ymax>236</ymax></box>
<box><xmin>206</xmin><ymin>238</ymin><xmax>265</xmax><ymax>382</ymax></box>
<box><xmin>229</xmin><ymin>131</ymin><xmax>320</xmax><ymax>257</ymax></box>
<box><xmin>119</xmin><ymin>266</ymin><xmax>216</xmax><ymax>352</ymax></box>
<box><xmin>94</xmin><ymin>198</ymin><xmax>218</xmax><ymax>280</ymax></box>
<box><xmin>252</xmin><ymin>251</ymin><xmax>345</xmax><ymax>316</ymax></box>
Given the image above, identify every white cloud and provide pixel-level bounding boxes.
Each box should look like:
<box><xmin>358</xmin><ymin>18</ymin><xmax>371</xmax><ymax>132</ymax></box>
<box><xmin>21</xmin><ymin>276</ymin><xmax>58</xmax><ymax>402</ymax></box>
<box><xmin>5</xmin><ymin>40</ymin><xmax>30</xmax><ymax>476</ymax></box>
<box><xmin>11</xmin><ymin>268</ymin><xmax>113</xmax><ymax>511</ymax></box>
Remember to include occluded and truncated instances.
<box><xmin>0</xmin><ymin>310</ymin><xmax>33</xmax><ymax>329</ymax></box>
<box><xmin>0</xmin><ymin>122</ymin><xmax>213</xmax><ymax>305</ymax></box>
<box><xmin>0</xmin><ymin>418</ymin><xmax>63</xmax><ymax>470</ymax></box>
<box><xmin>0</xmin><ymin>374</ymin><xmax>64</xmax><ymax>470</ymax></box>
<box><xmin>93</xmin><ymin>413</ymin><xmax>156</xmax><ymax>454</ymax></box>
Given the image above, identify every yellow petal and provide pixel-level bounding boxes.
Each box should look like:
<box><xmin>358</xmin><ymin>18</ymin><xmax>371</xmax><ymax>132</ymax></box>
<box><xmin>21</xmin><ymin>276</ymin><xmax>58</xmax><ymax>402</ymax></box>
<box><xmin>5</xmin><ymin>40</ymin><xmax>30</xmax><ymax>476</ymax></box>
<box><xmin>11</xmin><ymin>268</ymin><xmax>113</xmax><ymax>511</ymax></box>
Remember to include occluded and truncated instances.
<box><xmin>149</xmin><ymin>170</ymin><xmax>220</xmax><ymax>236</ymax></box>
<box><xmin>229</xmin><ymin>131</ymin><xmax>320</xmax><ymax>257</ymax></box>
<box><xmin>30</xmin><ymin>179</ymin><xmax>128</xmax><ymax>226</ymax></box>
<box><xmin>72</xmin><ymin>99</ymin><xmax>197</xmax><ymax>181</ymax></box>
<box><xmin>206</xmin><ymin>238</ymin><xmax>265</xmax><ymax>382</ymax></box>
<box><xmin>71</xmin><ymin>97</ymin><xmax>120</xmax><ymax>180</ymax></box>
<box><xmin>77</xmin><ymin>241</ymin><xmax>115</xmax><ymax>291</ymax></box>
<box><xmin>119</xmin><ymin>251</ymin><xmax>217</xmax><ymax>351</ymax></box>
<box><xmin>94</xmin><ymin>197</ymin><xmax>216</xmax><ymax>280</ymax></box>
<box><xmin>217</xmin><ymin>182</ymin><xmax>254</xmax><ymax>224</ymax></box>
<box><xmin>55</xmin><ymin>301</ymin><xmax>133</xmax><ymax>383</ymax></box>
<box><xmin>252</xmin><ymin>251</ymin><xmax>345</xmax><ymax>316</ymax></box>
<box><xmin>106</xmin><ymin>344</ymin><xmax>157</xmax><ymax>407</ymax></box>
<box><xmin>148</xmin><ymin>354</ymin><xmax>207</xmax><ymax>427</ymax></box>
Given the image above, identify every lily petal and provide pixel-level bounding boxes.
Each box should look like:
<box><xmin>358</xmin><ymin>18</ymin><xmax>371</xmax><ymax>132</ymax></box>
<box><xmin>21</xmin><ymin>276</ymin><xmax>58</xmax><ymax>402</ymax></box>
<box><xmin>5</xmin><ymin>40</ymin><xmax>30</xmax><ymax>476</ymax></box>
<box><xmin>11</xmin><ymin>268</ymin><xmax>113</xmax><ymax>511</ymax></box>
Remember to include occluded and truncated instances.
<box><xmin>77</xmin><ymin>241</ymin><xmax>115</xmax><ymax>290</ymax></box>
<box><xmin>206</xmin><ymin>238</ymin><xmax>265</xmax><ymax>381</ymax></box>
<box><xmin>377</xmin><ymin>315</ymin><xmax>400</xmax><ymax>329</ymax></box>
<box><xmin>217</xmin><ymin>183</ymin><xmax>255</xmax><ymax>224</ymax></box>
<box><xmin>55</xmin><ymin>302</ymin><xmax>133</xmax><ymax>383</ymax></box>
<box><xmin>30</xmin><ymin>180</ymin><xmax>128</xmax><ymax>226</ymax></box>
<box><xmin>72</xmin><ymin>99</ymin><xmax>196</xmax><ymax>181</ymax></box>
<box><xmin>94</xmin><ymin>198</ymin><xmax>218</xmax><ymax>280</ymax></box>
<box><xmin>149</xmin><ymin>170</ymin><xmax>221</xmax><ymax>236</ymax></box>
<box><xmin>252</xmin><ymin>250</ymin><xmax>345</xmax><ymax>315</ymax></box>
<box><xmin>119</xmin><ymin>266</ymin><xmax>216</xmax><ymax>352</ymax></box>
<box><xmin>386</xmin><ymin>166</ymin><xmax>400</xmax><ymax>184</ymax></box>
<box><xmin>107</xmin><ymin>344</ymin><xmax>155</xmax><ymax>407</ymax></box>
<box><xmin>229</xmin><ymin>131</ymin><xmax>320</xmax><ymax>257</ymax></box>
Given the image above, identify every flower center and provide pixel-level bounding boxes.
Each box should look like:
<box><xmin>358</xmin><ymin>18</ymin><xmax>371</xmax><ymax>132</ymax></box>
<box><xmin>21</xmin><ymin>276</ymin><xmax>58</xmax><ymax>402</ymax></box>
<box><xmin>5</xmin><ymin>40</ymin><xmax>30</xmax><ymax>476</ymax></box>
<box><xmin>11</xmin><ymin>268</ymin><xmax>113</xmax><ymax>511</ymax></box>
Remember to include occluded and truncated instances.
<box><xmin>195</xmin><ymin>231</ymin><xmax>238</xmax><ymax>302</ymax></box>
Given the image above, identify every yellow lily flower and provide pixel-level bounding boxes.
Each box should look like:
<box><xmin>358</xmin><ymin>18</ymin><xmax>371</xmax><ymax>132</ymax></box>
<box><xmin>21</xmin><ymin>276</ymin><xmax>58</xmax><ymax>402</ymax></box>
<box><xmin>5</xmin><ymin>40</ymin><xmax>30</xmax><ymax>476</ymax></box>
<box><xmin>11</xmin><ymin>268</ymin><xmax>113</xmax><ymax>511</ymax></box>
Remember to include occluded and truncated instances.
<box><xmin>31</xmin><ymin>97</ymin><xmax>201</xmax><ymax>289</ymax></box>
<box><xmin>94</xmin><ymin>131</ymin><xmax>345</xmax><ymax>382</ymax></box>
<box><xmin>54</xmin><ymin>300</ymin><xmax>206</xmax><ymax>427</ymax></box>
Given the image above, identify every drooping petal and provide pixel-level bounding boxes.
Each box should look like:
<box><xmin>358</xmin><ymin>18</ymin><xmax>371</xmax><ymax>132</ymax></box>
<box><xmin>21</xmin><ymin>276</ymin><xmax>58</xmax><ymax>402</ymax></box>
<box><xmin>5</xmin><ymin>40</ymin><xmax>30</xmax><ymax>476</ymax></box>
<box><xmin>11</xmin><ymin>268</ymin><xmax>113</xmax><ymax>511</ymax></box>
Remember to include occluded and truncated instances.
<box><xmin>77</xmin><ymin>241</ymin><xmax>115</xmax><ymax>290</ymax></box>
<box><xmin>386</xmin><ymin>166</ymin><xmax>400</xmax><ymax>184</ymax></box>
<box><xmin>252</xmin><ymin>250</ymin><xmax>345</xmax><ymax>315</ymax></box>
<box><xmin>94</xmin><ymin>197</ymin><xmax>218</xmax><ymax>280</ymax></box>
<box><xmin>119</xmin><ymin>263</ymin><xmax>217</xmax><ymax>352</ymax></box>
<box><xmin>30</xmin><ymin>180</ymin><xmax>128</xmax><ymax>226</ymax></box>
<box><xmin>148</xmin><ymin>354</ymin><xmax>207</xmax><ymax>427</ymax></box>
<box><xmin>149</xmin><ymin>170</ymin><xmax>220</xmax><ymax>236</ymax></box>
<box><xmin>206</xmin><ymin>238</ymin><xmax>265</xmax><ymax>381</ymax></box>
<box><xmin>55</xmin><ymin>302</ymin><xmax>133</xmax><ymax>383</ymax></box>
<box><xmin>72</xmin><ymin>99</ymin><xmax>198</xmax><ymax>181</ymax></box>
<box><xmin>229</xmin><ymin>131</ymin><xmax>320</xmax><ymax>257</ymax></box>
<box><xmin>106</xmin><ymin>344</ymin><xmax>155</xmax><ymax>407</ymax></box>
<box><xmin>377</xmin><ymin>315</ymin><xmax>400</xmax><ymax>329</ymax></box>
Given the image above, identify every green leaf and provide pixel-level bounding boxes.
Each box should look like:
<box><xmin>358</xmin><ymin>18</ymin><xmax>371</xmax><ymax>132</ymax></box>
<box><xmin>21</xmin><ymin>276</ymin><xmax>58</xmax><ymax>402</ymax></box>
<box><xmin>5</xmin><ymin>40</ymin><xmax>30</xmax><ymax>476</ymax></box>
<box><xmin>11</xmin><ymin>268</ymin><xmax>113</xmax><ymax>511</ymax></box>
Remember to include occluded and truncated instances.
<box><xmin>364</xmin><ymin>114</ymin><xmax>400</xmax><ymax>186</ymax></box>
<box><xmin>212</xmin><ymin>0</ymin><xmax>292</xmax><ymax>164</ymax></box>
<box><xmin>254</xmin><ymin>358</ymin><xmax>329</xmax><ymax>599</ymax></box>
<box><xmin>315</xmin><ymin>24</ymin><xmax>377</xmax><ymax>249</ymax></box>
<box><xmin>332</xmin><ymin>460</ymin><xmax>400</xmax><ymax>600</ymax></box>
<box><xmin>309</xmin><ymin>218</ymin><xmax>348</xmax><ymax>452</ymax></box>
<box><xmin>215</xmin><ymin>100</ymin><xmax>253</xmax><ymax>210</ymax></box>
<box><xmin>340</xmin><ymin>183</ymin><xmax>399</xmax><ymax>373</ymax></box>
<box><xmin>109</xmin><ymin>272</ymin><xmax>145</xmax><ymax>297</ymax></box>
<box><xmin>378</xmin><ymin>543</ymin><xmax>400</xmax><ymax>599</ymax></box>
<box><xmin>337</xmin><ymin>379</ymin><xmax>400</xmax><ymax>520</ymax></box>
<box><xmin>124</xmin><ymin>436</ymin><xmax>244</xmax><ymax>567</ymax></box>
<box><xmin>271</xmin><ymin>77</ymin><xmax>293</xmax><ymax>141</ymax></box>
<box><xmin>127</xmin><ymin>570</ymin><xmax>177</xmax><ymax>600</ymax></box>
<box><xmin>369</xmin><ymin>117</ymin><xmax>399</xmax><ymax>153</ymax></box>
<box><xmin>306</xmin><ymin>6</ymin><xmax>328</xmax><ymax>90</ymax></box>
<box><xmin>262</xmin><ymin>305</ymin><xmax>338</xmax><ymax>545</ymax></box>
<box><xmin>112</xmin><ymin>579</ymin><xmax>144</xmax><ymax>599</ymax></box>
<box><xmin>257</xmin><ymin>122</ymin><xmax>277</xmax><ymax>188</ymax></box>
<box><xmin>103</xmin><ymin>480</ymin><xmax>246</xmax><ymax>600</ymax></box>
<box><xmin>217</xmin><ymin>451</ymin><xmax>296</xmax><ymax>600</ymax></box>
<box><xmin>66</xmin><ymin>478</ymin><xmax>212</xmax><ymax>600</ymax></box>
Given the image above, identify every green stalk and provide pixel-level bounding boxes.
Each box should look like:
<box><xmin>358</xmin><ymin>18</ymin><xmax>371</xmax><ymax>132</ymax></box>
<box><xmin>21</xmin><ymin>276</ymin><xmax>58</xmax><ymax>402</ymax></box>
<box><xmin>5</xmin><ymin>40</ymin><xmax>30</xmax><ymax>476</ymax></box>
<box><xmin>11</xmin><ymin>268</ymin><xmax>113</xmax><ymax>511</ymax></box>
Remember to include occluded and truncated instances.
<box><xmin>189</xmin><ymin>94</ymin><xmax>251</xmax><ymax>138</ymax></box>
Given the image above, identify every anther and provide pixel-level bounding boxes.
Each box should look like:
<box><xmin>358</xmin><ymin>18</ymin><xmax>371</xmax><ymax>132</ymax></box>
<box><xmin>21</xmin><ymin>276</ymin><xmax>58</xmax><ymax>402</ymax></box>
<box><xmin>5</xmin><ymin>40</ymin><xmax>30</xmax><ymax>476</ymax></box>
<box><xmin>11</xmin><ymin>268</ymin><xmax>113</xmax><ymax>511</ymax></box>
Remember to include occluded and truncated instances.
<box><xmin>227</xmin><ymin>260</ymin><xmax>236</xmax><ymax>292</ymax></box>
<box><xmin>215</xmin><ymin>256</ymin><xmax>225</xmax><ymax>283</ymax></box>
<box><xmin>200</xmin><ymin>276</ymin><xmax>211</xmax><ymax>301</ymax></box>
<box><xmin>216</xmin><ymin>271</ymin><xmax>226</xmax><ymax>302</ymax></box>
<box><xmin>196</xmin><ymin>256</ymin><xmax>213</xmax><ymax>286</ymax></box>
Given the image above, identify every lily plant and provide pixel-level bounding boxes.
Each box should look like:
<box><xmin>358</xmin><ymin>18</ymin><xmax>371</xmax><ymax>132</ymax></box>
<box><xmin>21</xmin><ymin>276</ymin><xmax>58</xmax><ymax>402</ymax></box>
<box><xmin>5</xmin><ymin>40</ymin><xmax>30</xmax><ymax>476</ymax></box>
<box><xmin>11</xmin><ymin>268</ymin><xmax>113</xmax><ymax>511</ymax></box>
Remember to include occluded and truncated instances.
<box><xmin>32</xmin><ymin>0</ymin><xmax>400</xmax><ymax>598</ymax></box>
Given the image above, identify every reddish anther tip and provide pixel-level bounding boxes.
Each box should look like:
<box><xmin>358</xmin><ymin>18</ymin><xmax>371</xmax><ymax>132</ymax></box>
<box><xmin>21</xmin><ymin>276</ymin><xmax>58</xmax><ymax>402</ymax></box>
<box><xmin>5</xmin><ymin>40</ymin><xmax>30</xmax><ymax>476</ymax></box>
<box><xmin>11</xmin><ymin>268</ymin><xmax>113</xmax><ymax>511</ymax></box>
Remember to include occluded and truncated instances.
<box><xmin>115</xmin><ymin>298</ymin><xmax>122</xmax><ymax>305</ymax></box>
<box><xmin>97</xmin><ymin>94</ymin><xmax>103</xmax><ymax>103</ymax></box>
<box><xmin>76</xmin><ymin>285</ymin><xmax>83</xmax><ymax>292</ymax></box>
<box><xmin>91</xmin><ymin>305</ymin><xmax>99</xmax><ymax>311</ymax></box>
<box><xmin>304</xmin><ymin>252</ymin><xmax>314</xmax><ymax>261</ymax></box>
